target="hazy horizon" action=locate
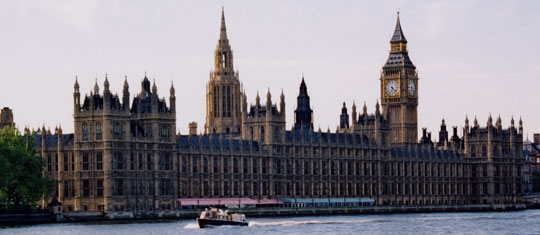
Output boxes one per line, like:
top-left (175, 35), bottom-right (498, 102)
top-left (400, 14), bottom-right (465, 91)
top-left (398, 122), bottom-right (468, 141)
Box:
top-left (1, 0), bottom-right (539, 141)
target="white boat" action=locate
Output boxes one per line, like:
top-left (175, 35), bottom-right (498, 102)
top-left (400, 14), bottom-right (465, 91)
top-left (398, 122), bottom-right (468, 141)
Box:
top-left (197, 208), bottom-right (248, 228)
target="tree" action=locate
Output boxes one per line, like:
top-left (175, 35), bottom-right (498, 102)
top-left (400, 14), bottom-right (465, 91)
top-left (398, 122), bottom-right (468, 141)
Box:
top-left (532, 169), bottom-right (540, 193)
top-left (0, 126), bottom-right (56, 210)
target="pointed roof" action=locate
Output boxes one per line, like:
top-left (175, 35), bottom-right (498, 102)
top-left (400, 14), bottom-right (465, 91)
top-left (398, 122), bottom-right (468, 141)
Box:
top-left (390, 12), bottom-right (407, 43)
top-left (299, 76), bottom-right (307, 95)
top-left (220, 7), bottom-right (228, 40)
top-left (170, 81), bottom-right (175, 94)
top-left (74, 76), bottom-right (79, 90)
top-left (123, 76), bottom-right (129, 90)
top-left (93, 79), bottom-right (99, 94)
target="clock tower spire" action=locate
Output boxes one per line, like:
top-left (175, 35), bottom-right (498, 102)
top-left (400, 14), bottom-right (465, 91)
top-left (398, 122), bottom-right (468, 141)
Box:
top-left (380, 12), bottom-right (419, 145)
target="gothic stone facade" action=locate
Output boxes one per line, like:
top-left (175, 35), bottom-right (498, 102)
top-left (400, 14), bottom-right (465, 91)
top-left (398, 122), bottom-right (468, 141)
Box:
top-left (35, 11), bottom-right (524, 214)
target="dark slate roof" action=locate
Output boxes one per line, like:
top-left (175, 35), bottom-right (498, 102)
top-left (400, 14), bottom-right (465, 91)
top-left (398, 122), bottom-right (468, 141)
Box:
top-left (130, 94), bottom-right (169, 114)
top-left (80, 92), bottom-right (123, 111)
top-left (242, 140), bottom-right (250, 151)
top-left (390, 145), bottom-right (459, 160)
top-left (384, 53), bottom-right (415, 69)
top-left (33, 133), bottom-right (74, 147)
top-left (191, 136), bottom-right (200, 149)
top-left (357, 114), bottom-right (388, 126)
top-left (202, 136), bottom-right (210, 149)
top-left (248, 105), bottom-right (279, 117)
top-left (390, 15), bottom-right (407, 43)
top-left (81, 94), bottom-right (103, 110)
top-left (179, 136), bottom-right (190, 148)
top-left (179, 134), bottom-right (247, 152)
top-left (222, 138), bottom-right (230, 150)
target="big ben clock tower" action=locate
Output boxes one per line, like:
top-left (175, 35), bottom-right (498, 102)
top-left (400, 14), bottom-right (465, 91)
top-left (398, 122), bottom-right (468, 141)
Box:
top-left (380, 12), bottom-right (418, 145)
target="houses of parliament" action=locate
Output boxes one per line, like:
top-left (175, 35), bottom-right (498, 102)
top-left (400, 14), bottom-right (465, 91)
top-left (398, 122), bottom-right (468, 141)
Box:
top-left (33, 10), bottom-right (524, 215)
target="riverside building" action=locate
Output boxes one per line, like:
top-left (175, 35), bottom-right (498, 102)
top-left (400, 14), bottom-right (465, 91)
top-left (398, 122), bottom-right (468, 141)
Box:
top-left (34, 10), bottom-right (524, 215)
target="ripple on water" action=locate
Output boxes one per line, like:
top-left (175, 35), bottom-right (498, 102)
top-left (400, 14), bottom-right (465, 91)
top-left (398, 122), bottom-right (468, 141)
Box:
top-left (2, 210), bottom-right (540, 235)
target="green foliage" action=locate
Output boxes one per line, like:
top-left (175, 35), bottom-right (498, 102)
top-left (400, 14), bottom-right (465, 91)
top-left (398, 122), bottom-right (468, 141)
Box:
top-left (533, 169), bottom-right (540, 193)
top-left (0, 126), bottom-right (56, 210)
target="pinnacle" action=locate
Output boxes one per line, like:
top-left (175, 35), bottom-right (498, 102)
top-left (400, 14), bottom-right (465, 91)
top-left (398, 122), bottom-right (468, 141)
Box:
top-left (94, 78), bottom-right (99, 94)
top-left (170, 81), bottom-right (175, 94)
top-left (123, 76), bottom-right (129, 88)
top-left (220, 7), bottom-right (228, 40)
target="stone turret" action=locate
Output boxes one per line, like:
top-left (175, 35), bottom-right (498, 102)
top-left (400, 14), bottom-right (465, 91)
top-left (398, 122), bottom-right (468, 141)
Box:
top-left (351, 101), bottom-right (357, 128)
top-left (438, 119), bottom-right (448, 146)
top-left (339, 102), bottom-right (349, 130)
top-left (93, 79), bottom-right (99, 94)
top-left (519, 117), bottom-right (523, 135)
top-left (242, 88), bottom-right (286, 144)
top-left (74, 77), bottom-right (80, 113)
top-left (293, 77), bottom-right (313, 131)
top-left (122, 77), bottom-right (130, 110)
top-left (205, 7), bottom-right (243, 134)
top-left (280, 89), bottom-right (285, 117)
top-left (169, 82), bottom-right (176, 113)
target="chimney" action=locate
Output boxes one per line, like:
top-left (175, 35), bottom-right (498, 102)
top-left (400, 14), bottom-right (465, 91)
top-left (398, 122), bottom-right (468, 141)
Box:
top-left (189, 122), bottom-right (198, 136)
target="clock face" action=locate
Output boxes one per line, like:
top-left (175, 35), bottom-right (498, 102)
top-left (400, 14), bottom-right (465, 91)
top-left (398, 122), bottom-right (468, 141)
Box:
top-left (385, 80), bottom-right (399, 96)
top-left (408, 80), bottom-right (416, 96)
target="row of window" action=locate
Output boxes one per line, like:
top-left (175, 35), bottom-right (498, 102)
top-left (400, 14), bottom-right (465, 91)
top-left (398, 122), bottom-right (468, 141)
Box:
top-left (46, 151), bottom-right (174, 172)
top-left (212, 85), bottom-right (233, 118)
top-left (469, 144), bottom-right (521, 158)
top-left (81, 122), bottom-right (123, 141)
top-left (62, 179), bottom-right (103, 198)
top-left (113, 179), bottom-right (172, 196)
top-left (114, 152), bottom-right (173, 171)
top-left (62, 179), bottom-right (173, 198)
top-left (181, 156), bottom-right (469, 178)
top-left (181, 180), bottom-right (503, 198)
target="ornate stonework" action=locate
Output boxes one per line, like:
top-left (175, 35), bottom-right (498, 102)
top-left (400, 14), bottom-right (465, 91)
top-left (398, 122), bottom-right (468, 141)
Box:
top-left (205, 8), bottom-right (243, 135)
top-left (34, 11), bottom-right (524, 216)
top-left (380, 13), bottom-right (419, 145)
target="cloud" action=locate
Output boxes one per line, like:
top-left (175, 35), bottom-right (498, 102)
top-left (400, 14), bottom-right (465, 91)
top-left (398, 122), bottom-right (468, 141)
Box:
top-left (14, 0), bottom-right (99, 33)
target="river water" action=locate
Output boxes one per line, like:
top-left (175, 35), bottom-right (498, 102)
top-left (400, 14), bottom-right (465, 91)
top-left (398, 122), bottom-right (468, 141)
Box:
top-left (2, 210), bottom-right (539, 235)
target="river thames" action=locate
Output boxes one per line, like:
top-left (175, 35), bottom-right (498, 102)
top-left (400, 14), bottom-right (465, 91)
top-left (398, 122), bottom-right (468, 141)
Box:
top-left (2, 210), bottom-right (539, 235)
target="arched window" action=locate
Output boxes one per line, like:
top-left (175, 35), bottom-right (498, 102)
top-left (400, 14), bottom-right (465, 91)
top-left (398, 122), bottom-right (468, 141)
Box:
top-left (161, 125), bottom-right (169, 138)
top-left (82, 123), bottom-right (88, 141)
top-left (114, 122), bottom-right (123, 140)
top-left (114, 123), bottom-right (121, 135)
top-left (294, 160), bottom-right (300, 175)
top-left (203, 157), bottom-right (209, 174)
top-left (96, 122), bottom-right (102, 140)
top-left (213, 87), bottom-right (219, 118)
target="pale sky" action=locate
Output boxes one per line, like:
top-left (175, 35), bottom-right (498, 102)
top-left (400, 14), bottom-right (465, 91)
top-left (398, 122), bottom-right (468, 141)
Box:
top-left (1, 0), bottom-right (539, 141)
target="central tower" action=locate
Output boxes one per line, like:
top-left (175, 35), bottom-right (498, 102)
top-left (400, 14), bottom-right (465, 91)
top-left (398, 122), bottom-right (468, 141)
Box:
top-left (380, 13), bottom-right (418, 145)
top-left (205, 8), bottom-right (243, 134)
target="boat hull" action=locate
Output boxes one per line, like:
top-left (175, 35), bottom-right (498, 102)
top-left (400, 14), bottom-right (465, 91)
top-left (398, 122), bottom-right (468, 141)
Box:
top-left (197, 218), bottom-right (249, 228)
